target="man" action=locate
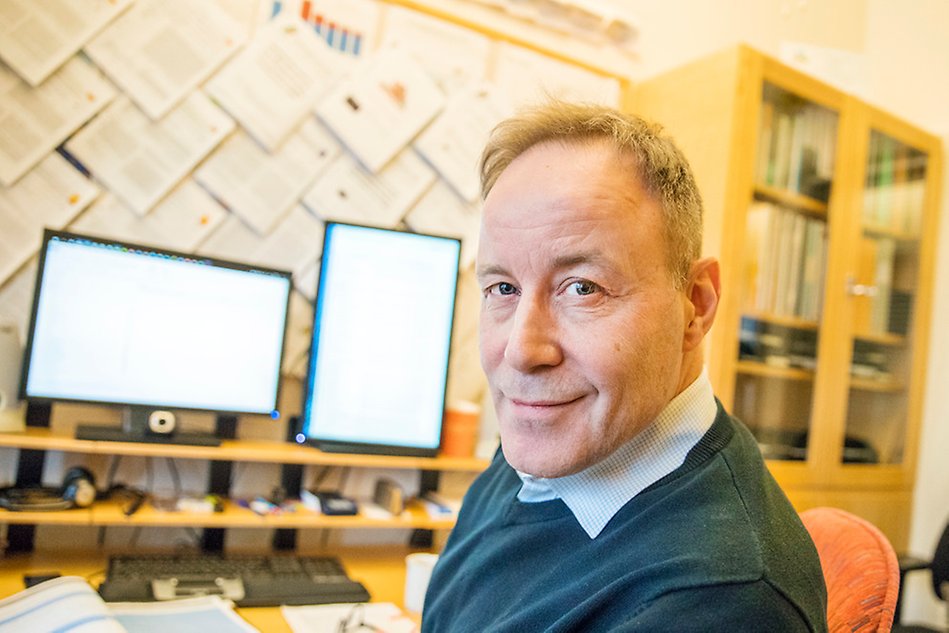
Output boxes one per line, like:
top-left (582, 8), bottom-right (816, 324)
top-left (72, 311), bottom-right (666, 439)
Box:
top-left (421, 102), bottom-right (828, 632)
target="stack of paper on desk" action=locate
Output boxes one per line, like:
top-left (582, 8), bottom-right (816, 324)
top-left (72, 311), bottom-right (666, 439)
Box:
top-left (0, 576), bottom-right (258, 633)
top-left (282, 602), bottom-right (417, 633)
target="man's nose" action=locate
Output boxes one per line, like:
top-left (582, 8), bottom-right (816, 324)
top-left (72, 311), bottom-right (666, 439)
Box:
top-left (503, 295), bottom-right (563, 371)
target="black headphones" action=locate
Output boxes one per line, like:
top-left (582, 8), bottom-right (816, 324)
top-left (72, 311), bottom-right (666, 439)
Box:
top-left (0, 466), bottom-right (97, 511)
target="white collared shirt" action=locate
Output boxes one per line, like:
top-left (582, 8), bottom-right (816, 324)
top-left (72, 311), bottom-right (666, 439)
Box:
top-left (515, 368), bottom-right (717, 539)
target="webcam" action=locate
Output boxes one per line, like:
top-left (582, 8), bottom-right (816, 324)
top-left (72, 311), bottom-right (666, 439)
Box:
top-left (147, 410), bottom-right (176, 435)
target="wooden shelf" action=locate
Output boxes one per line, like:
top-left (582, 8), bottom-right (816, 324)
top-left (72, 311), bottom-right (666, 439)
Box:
top-left (848, 377), bottom-right (905, 393)
top-left (862, 222), bottom-right (919, 242)
top-left (0, 428), bottom-right (490, 472)
top-left (736, 360), bottom-right (815, 381)
top-left (853, 330), bottom-right (907, 346)
top-left (742, 311), bottom-right (820, 330)
top-left (754, 184), bottom-right (828, 215)
top-left (0, 498), bottom-right (457, 530)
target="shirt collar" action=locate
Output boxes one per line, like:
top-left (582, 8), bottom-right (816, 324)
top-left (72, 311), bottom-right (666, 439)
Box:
top-left (515, 368), bottom-right (717, 538)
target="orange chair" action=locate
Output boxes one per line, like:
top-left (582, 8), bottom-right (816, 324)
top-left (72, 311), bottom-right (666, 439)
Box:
top-left (800, 507), bottom-right (901, 633)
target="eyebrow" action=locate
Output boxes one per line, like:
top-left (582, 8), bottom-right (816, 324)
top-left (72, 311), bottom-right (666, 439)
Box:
top-left (476, 252), bottom-right (615, 280)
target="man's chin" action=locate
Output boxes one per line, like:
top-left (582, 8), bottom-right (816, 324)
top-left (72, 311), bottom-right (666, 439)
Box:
top-left (501, 445), bottom-right (586, 479)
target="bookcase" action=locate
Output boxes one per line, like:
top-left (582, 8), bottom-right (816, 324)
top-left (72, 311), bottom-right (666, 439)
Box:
top-left (628, 45), bottom-right (942, 549)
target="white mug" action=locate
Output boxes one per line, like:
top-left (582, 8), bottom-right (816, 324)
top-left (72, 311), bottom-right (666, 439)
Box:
top-left (0, 323), bottom-right (21, 410)
top-left (404, 552), bottom-right (439, 614)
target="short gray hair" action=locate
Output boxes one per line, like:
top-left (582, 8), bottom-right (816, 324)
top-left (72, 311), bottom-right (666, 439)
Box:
top-left (480, 101), bottom-right (703, 289)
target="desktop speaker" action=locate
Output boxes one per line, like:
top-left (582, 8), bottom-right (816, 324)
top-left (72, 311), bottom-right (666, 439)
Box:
top-left (0, 466), bottom-right (97, 511)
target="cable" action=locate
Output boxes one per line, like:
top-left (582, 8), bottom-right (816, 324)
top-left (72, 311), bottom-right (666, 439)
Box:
top-left (165, 458), bottom-right (181, 497)
top-left (105, 455), bottom-right (122, 489)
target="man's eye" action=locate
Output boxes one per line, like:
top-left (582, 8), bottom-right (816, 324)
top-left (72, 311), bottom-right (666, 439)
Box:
top-left (488, 282), bottom-right (518, 296)
top-left (569, 280), bottom-right (600, 296)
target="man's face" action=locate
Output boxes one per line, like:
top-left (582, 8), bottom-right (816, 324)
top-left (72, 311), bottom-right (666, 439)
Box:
top-left (477, 140), bottom-right (692, 478)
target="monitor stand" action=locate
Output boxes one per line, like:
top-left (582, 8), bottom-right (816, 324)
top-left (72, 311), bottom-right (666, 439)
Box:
top-left (75, 406), bottom-right (221, 447)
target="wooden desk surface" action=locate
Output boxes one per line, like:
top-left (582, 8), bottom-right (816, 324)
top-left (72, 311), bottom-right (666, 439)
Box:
top-left (0, 547), bottom-right (423, 632)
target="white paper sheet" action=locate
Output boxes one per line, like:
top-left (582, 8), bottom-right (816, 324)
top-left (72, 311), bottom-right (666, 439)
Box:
top-left (316, 46), bottom-right (445, 172)
top-left (404, 180), bottom-right (481, 270)
top-left (197, 213), bottom-right (264, 263)
top-left (71, 181), bottom-right (227, 253)
top-left (84, 0), bottom-right (247, 120)
top-left (302, 148), bottom-right (435, 228)
top-left (493, 41), bottom-right (621, 107)
top-left (246, 205), bottom-right (324, 278)
top-left (204, 15), bottom-right (341, 151)
top-left (194, 118), bottom-right (340, 235)
top-left (0, 56), bottom-right (116, 186)
top-left (281, 602), bottom-right (416, 633)
top-left (380, 6), bottom-right (491, 93)
top-left (109, 595), bottom-right (258, 633)
top-left (0, 258), bottom-right (37, 343)
top-left (0, 152), bottom-right (99, 285)
top-left (287, 0), bottom-right (382, 58)
top-left (413, 84), bottom-right (512, 203)
top-left (0, 576), bottom-right (125, 632)
top-left (0, 0), bottom-right (133, 86)
top-left (64, 93), bottom-right (234, 215)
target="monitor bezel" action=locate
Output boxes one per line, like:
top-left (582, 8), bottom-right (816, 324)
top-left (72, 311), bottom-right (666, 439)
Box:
top-left (298, 221), bottom-right (462, 458)
top-left (19, 228), bottom-right (294, 419)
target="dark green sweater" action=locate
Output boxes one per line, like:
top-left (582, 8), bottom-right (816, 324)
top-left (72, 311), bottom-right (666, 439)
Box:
top-left (422, 404), bottom-right (828, 632)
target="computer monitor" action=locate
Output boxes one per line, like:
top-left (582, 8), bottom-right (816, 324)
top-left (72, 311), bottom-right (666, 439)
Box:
top-left (20, 229), bottom-right (293, 446)
top-left (298, 222), bottom-right (461, 457)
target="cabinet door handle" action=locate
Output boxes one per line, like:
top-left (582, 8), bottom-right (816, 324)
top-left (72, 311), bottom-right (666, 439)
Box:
top-left (845, 275), bottom-right (878, 297)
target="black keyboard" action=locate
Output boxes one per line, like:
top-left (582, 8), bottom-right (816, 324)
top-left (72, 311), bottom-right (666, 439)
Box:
top-left (98, 553), bottom-right (371, 606)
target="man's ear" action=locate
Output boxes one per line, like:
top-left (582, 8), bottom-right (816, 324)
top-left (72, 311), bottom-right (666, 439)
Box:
top-left (682, 257), bottom-right (721, 352)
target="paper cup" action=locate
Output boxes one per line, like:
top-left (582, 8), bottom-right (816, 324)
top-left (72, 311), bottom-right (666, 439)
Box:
top-left (404, 552), bottom-right (439, 614)
top-left (441, 401), bottom-right (481, 457)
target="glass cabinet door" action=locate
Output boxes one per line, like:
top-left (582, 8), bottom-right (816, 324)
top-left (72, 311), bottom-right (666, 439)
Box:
top-left (842, 131), bottom-right (928, 465)
top-left (732, 82), bottom-right (839, 463)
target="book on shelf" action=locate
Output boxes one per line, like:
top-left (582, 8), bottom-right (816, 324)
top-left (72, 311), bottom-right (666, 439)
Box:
top-left (853, 235), bottom-right (897, 336)
top-left (797, 219), bottom-right (826, 321)
top-left (771, 110), bottom-right (795, 190)
top-left (743, 201), bottom-right (827, 321)
top-left (781, 212), bottom-right (808, 316)
top-left (875, 134), bottom-right (897, 228)
top-left (871, 237), bottom-right (896, 334)
top-left (755, 99), bottom-right (775, 185)
top-left (755, 94), bottom-right (836, 201)
top-left (743, 201), bottom-right (772, 312)
top-left (863, 134), bottom-right (928, 236)
top-left (888, 289), bottom-right (913, 336)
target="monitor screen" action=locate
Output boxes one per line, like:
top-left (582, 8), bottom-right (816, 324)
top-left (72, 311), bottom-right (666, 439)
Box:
top-left (300, 222), bottom-right (461, 456)
top-left (21, 230), bottom-right (292, 434)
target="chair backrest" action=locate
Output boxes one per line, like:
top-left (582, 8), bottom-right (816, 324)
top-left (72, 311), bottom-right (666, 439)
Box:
top-left (800, 507), bottom-right (901, 633)
top-left (931, 521), bottom-right (949, 601)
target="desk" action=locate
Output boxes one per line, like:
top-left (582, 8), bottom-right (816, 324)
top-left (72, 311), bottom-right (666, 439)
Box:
top-left (0, 547), bottom-right (423, 632)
